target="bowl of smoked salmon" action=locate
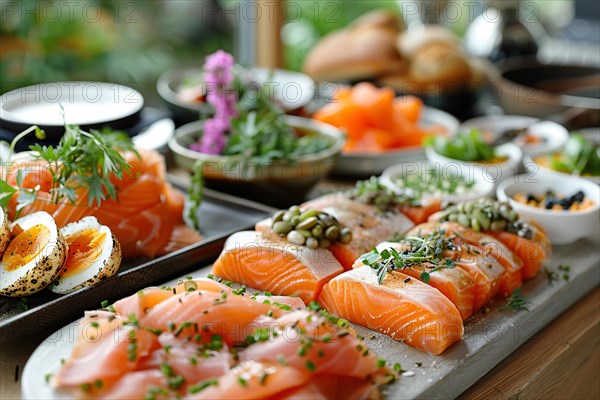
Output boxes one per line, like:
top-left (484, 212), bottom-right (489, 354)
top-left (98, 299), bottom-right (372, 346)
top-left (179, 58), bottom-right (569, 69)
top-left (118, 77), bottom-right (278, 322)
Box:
top-left (169, 116), bottom-right (345, 207)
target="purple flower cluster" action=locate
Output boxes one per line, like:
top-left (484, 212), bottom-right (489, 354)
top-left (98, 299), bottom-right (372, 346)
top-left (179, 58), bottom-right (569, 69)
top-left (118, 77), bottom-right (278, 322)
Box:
top-left (190, 50), bottom-right (238, 154)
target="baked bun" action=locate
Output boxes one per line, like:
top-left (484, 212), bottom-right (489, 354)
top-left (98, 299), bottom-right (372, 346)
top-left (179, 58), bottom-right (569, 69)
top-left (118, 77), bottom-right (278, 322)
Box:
top-left (303, 26), bottom-right (404, 82)
top-left (350, 9), bottom-right (403, 31)
top-left (397, 25), bottom-right (460, 57)
top-left (409, 44), bottom-right (471, 85)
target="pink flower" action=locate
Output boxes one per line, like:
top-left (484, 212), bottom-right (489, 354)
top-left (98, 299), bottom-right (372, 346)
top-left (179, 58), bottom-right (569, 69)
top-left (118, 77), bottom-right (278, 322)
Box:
top-left (190, 50), bottom-right (238, 155)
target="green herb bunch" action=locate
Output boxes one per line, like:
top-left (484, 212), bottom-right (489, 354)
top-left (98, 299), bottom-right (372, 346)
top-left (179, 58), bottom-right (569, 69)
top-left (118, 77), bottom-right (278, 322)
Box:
top-left (1, 123), bottom-right (137, 212)
top-left (359, 230), bottom-right (457, 284)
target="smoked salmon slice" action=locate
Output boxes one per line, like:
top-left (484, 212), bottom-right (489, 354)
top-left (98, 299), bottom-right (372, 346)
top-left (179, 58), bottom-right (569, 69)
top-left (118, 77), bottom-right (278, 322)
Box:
top-left (488, 229), bottom-right (550, 279)
top-left (353, 241), bottom-right (476, 320)
top-left (54, 277), bottom-right (394, 399)
top-left (212, 231), bottom-right (344, 303)
top-left (318, 266), bottom-right (464, 355)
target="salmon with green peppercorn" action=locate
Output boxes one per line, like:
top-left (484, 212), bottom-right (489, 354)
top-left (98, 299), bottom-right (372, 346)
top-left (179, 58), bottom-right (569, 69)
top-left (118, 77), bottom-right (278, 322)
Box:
top-left (293, 193), bottom-right (413, 269)
top-left (429, 198), bottom-right (551, 280)
top-left (318, 266), bottom-right (464, 355)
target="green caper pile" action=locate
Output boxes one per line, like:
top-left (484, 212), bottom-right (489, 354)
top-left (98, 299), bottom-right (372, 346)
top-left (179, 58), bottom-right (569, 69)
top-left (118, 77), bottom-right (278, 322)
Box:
top-left (271, 205), bottom-right (352, 249)
top-left (437, 198), bottom-right (533, 239)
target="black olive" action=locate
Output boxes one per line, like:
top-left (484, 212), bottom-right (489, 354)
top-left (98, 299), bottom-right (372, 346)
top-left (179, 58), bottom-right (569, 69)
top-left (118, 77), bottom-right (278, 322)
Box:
top-left (544, 196), bottom-right (555, 209)
top-left (558, 198), bottom-right (572, 210)
top-left (526, 193), bottom-right (539, 203)
top-left (571, 190), bottom-right (585, 203)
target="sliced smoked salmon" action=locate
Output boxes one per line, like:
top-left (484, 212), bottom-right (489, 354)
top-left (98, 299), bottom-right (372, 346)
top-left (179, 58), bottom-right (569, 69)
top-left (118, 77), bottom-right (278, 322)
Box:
top-left (4, 149), bottom-right (199, 258)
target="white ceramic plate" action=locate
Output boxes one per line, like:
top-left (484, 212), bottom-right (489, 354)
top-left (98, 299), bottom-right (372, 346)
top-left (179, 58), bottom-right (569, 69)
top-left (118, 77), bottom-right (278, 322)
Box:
top-left (0, 82), bottom-right (143, 127)
top-left (21, 323), bottom-right (76, 399)
top-left (334, 106), bottom-right (460, 177)
top-left (132, 118), bottom-right (175, 153)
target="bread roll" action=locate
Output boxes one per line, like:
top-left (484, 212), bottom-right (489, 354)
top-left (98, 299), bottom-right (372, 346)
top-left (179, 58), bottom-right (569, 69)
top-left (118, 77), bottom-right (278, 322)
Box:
top-left (303, 27), bottom-right (404, 82)
top-left (350, 9), bottom-right (403, 31)
top-left (409, 44), bottom-right (471, 85)
top-left (397, 25), bottom-right (460, 58)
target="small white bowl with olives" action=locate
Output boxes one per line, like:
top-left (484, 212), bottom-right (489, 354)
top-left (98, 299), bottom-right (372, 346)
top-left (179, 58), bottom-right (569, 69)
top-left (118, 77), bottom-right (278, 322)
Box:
top-left (497, 174), bottom-right (600, 245)
top-left (380, 161), bottom-right (495, 205)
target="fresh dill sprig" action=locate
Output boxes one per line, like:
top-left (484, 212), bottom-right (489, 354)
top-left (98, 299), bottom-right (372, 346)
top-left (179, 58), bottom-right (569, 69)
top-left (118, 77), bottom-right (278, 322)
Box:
top-left (187, 160), bottom-right (204, 232)
top-left (359, 230), bottom-right (457, 284)
top-left (500, 288), bottom-right (529, 312)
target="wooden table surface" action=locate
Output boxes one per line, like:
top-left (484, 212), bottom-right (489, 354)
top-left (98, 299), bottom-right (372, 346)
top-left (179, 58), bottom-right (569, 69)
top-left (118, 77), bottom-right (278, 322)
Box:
top-left (1, 286), bottom-right (598, 399)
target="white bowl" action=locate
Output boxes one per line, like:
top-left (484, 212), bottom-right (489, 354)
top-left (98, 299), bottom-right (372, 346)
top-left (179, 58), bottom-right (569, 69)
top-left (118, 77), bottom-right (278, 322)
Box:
top-left (524, 154), bottom-right (600, 186)
top-left (496, 174), bottom-right (600, 245)
top-left (380, 161), bottom-right (495, 205)
top-left (425, 142), bottom-right (522, 187)
top-left (461, 115), bottom-right (569, 157)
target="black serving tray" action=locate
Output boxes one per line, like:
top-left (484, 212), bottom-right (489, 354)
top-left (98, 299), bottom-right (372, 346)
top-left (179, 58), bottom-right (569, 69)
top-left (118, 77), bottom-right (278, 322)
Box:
top-left (0, 185), bottom-right (275, 344)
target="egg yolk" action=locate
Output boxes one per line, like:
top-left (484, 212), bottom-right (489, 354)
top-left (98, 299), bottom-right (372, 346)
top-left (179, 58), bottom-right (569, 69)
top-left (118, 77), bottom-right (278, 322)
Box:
top-left (2, 224), bottom-right (51, 272)
top-left (62, 228), bottom-right (107, 278)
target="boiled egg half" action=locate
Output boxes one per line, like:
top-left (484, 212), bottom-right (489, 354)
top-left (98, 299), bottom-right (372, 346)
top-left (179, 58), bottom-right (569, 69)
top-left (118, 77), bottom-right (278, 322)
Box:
top-left (52, 216), bottom-right (121, 294)
top-left (0, 211), bottom-right (67, 297)
top-left (0, 207), bottom-right (9, 256)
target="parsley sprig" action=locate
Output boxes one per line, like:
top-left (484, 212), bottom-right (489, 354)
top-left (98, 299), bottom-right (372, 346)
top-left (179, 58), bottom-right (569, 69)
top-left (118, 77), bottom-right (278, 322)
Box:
top-left (1, 123), bottom-right (137, 209)
top-left (359, 230), bottom-right (457, 284)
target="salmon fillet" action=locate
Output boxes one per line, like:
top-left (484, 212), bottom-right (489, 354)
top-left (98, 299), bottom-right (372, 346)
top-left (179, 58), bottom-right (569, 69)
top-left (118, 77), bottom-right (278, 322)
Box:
top-left (318, 266), bottom-right (464, 355)
top-left (212, 231), bottom-right (344, 303)
top-left (354, 241), bottom-right (476, 320)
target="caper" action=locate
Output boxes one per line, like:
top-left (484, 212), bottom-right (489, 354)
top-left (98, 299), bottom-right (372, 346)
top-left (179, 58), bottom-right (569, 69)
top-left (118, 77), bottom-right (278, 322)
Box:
top-left (319, 238), bottom-right (331, 248)
top-left (297, 229), bottom-right (312, 238)
top-left (457, 203), bottom-right (465, 213)
top-left (311, 224), bottom-right (323, 238)
top-left (490, 219), bottom-right (507, 232)
top-left (319, 214), bottom-right (335, 227)
top-left (473, 209), bottom-right (491, 231)
top-left (464, 201), bottom-right (475, 214)
top-left (289, 205), bottom-right (300, 214)
top-left (273, 221), bottom-right (292, 235)
top-left (457, 213), bottom-right (470, 227)
top-left (306, 237), bottom-right (319, 250)
top-left (290, 216), bottom-right (300, 226)
top-left (296, 216), bottom-right (318, 231)
top-left (272, 210), bottom-right (285, 224)
top-left (339, 228), bottom-right (353, 244)
top-left (508, 210), bottom-right (518, 222)
top-left (299, 209), bottom-right (319, 221)
top-left (448, 213), bottom-right (458, 222)
top-left (325, 225), bottom-right (340, 241)
top-left (471, 217), bottom-right (481, 231)
top-left (282, 211), bottom-right (294, 222)
top-left (287, 230), bottom-right (305, 245)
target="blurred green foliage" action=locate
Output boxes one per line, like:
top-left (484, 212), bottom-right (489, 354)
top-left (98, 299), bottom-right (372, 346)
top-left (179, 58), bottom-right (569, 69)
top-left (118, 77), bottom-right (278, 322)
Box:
top-left (0, 0), bottom-right (233, 102)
